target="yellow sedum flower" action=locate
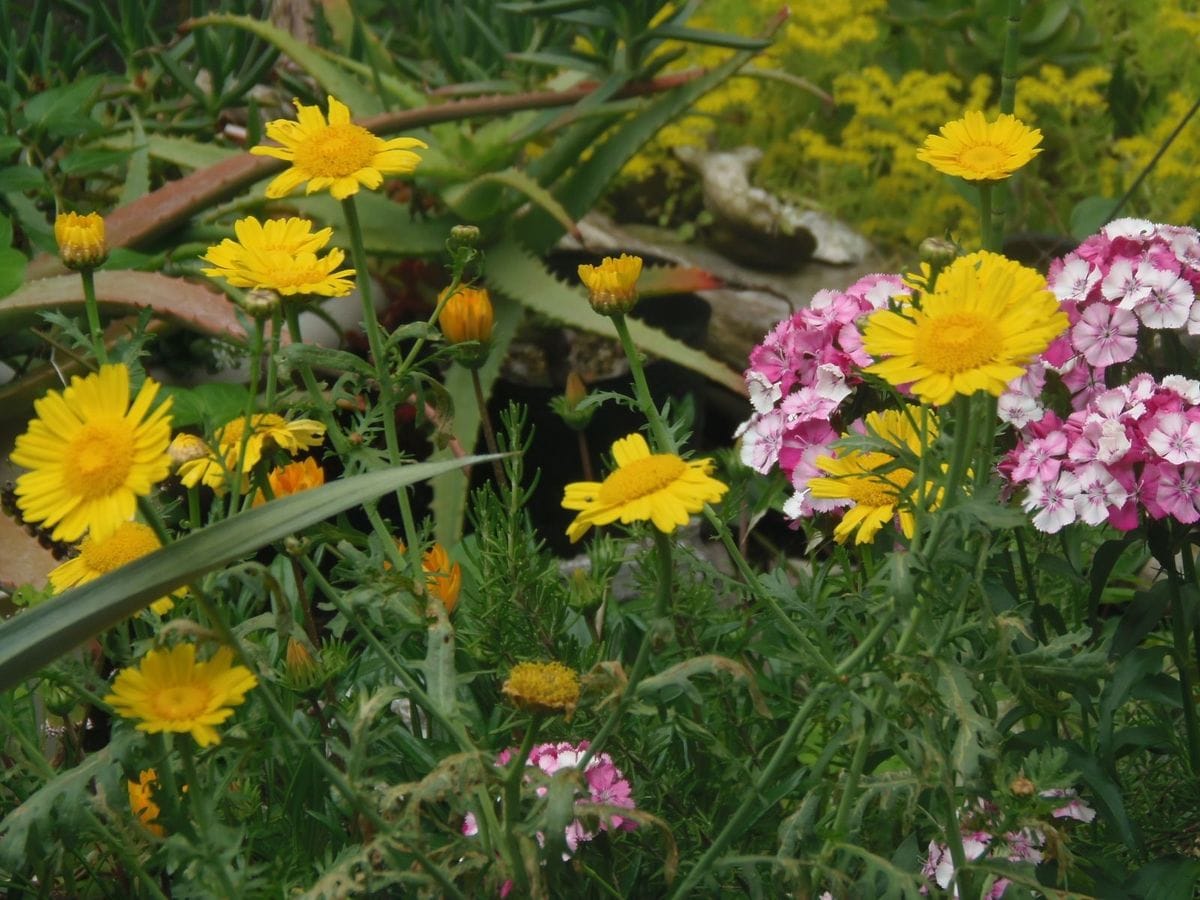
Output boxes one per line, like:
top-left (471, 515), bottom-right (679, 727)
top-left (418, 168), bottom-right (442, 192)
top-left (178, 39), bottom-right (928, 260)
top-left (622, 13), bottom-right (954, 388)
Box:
top-left (251, 95), bottom-right (427, 200)
top-left (562, 432), bottom-right (728, 542)
top-left (252, 456), bottom-right (326, 507)
top-left (863, 252), bottom-right (1066, 406)
top-left (104, 644), bottom-right (257, 747)
top-left (201, 216), bottom-right (355, 297)
top-left (578, 254), bottom-right (643, 316)
top-left (48, 521), bottom-right (175, 615)
top-left (11, 364), bottom-right (172, 543)
top-left (178, 413), bottom-right (325, 492)
top-left (502, 661), bottom-right (580, 717)
top-left (916, 111), bottom-right (1042, 181)
top-left (808, 409), bottom-right (940, 545)
top-left (127, 769), bottom-right (164, 837)
top-left (54, 210), bottom-right (107, 269)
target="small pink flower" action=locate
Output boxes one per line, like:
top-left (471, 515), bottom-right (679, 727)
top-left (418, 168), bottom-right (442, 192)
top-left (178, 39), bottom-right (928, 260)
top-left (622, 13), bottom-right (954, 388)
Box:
top-left (1146, 411), bottom-right (1200, 464)
top-left (1134, 266), bottom-right (1193, 329)
top-left (1071, 302), bottom-right (1138, 367)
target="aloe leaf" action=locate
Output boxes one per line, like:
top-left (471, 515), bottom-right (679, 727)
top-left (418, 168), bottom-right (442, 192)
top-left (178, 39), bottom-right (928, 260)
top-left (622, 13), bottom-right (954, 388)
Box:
top-left (484, 239), bottom-right (746, 396)
top-left (519, 37), bottom-right (771, 253)
top-left (0, 271), bottom-right (246, 337)
top-left (443, 167), bottom-right (577, 235)
top-left (186, 14), bottom-right (382, 114)
top-left (0, 455), bottom-right (494, 692)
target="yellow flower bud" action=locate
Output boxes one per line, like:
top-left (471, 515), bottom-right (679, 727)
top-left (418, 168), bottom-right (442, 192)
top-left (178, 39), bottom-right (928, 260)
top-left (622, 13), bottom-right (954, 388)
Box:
top-left (438, 285), bottom-right (494, 368)
top-left (168, 433), bottom-right (210, 467)
top-left (577, 253), bottom-right (642, 316)
top-left (54, 211), bottom-right (107, 270)
top-left (285, 637), bottom-right (321, 691)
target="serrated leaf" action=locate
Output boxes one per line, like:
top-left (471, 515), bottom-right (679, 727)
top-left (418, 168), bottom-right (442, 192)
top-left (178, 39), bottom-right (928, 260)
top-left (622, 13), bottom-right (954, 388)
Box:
top-left (278, 343), bottom-right (376, 378)
top-left (638, 264), bottom-right (722, 297)
top-left (21, 77), bottom-right (104, 137)
top-left (187, 14), bottom-right (381, 114)
top-left (485, 239), bottom-right (746, 396)
top-left (443, 167), bottom-right (578, 236)
top-left (635, 655), bottom-right (771, 716)
top-left (0, 454), bottom-right (495, 691)
top-left (58, 147), bottom-right (133, 176)
top-left (935, 661), bottom-right (994, 780)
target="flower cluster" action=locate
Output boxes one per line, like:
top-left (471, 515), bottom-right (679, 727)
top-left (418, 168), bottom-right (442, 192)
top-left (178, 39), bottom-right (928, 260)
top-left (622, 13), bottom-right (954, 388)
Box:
top-left (1004, 373), bottom-right (1200, 533)
top-left (923, 792), bottom-right (1095, 897)
top-left (463, 741), bottom-right (637, 857)
top-left (736, 273), bottom-right (908, 518)
top-left (177, 413), bottom-right (325, 493)
top-left (1003, 218), bottom-right (1200, 419)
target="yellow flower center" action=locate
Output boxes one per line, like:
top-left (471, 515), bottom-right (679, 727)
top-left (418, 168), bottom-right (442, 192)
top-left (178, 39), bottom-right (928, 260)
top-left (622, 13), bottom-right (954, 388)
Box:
top-left (80, 523), bottom-right (159, 573)
top-left (152, 684), bottom-right (211, 721)
top-left (599, 455), bottom-right (687, 505)
top-left (294, 123), bottom-right (377, 177)
top-left (66, 420), bottom-right (135, 500)
top-left (845, 469), bottom-right (910, 508)
top-left (914, 311), bottom-right (1000, 374)
top-left (959, 143), bottom-right (1006, 172)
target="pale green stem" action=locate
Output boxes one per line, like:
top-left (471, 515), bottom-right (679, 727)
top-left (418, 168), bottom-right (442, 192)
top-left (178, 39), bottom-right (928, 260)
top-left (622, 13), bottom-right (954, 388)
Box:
top-left (284, 304), bottom-right (352, 458)
top-left (398, 270), bottom-right (464, 375)
top-left (264, 307), bottom-right (282, 408)
top-left (611, 313), bottom-right (673, 452)
top-left (831, 717), bottom-right (871, 839)
top-left (471, 367), bottom-right (507, 488)
top-left (79, 267), bottom-right (108, 365)
top-left (502, 717), bottom-right (542, 898)
top-left (179, 740), bottom-right (239, 897)
top-left (227, 318), bottom-right (265, 518)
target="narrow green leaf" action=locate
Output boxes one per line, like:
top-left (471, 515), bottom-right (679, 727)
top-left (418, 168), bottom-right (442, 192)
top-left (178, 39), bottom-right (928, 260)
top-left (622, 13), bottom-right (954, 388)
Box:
top-left (0, 248), bottom-right (27, 299)
top-left (187, 14), bottom-right (382, 114)
top-left (443, 167), bottom-right (577, 234)
top-left (0, 455), bottom-right (494, 691)
top-left (58, 147), bottom-right (133, 176)
top-left (119, 110), bottom-right (151, 205)
top-left (638, 24), bottom-right (770, 50)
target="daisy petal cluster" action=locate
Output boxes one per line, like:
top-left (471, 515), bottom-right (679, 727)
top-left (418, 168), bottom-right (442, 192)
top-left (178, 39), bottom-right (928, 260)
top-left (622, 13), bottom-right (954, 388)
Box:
top-left (923, 792), bottom-right (1095, 898)
top-left (202, 216), bottom-right (355, 297)
top-left (178, 413), bottom-right (325, 493)
top-left (916, 111), bottom-right (1043, 182)
top-left (462, 740), bottom-right (636, 858)
top-left (1003, 372), bottom-right (1200, 533)
top-left (1002, 219), bottom-right (1200, 420)
top-left (736, 273), bottom-right (909, 519)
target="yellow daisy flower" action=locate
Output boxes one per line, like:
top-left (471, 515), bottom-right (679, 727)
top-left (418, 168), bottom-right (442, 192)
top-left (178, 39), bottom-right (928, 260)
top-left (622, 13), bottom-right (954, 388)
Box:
top-left (863, 252), bottom-right (1066, 406)
top-left (48, 521), bottom-right (175, 615)
top-left (252, 456), bottom-right (326, 507)
top-left (127, 769), bottom-right (164, 837)
top-left (250, 95), bottom-right (427, 200)
top-left (808, 408), bottom-right (940, 545)
top-left (104, 643), bottom-right (258, 747)
top-left (178, 413), bottom-right (325, 492)
top-left (11, 364), bottom-right (173, 543)
top-left (502, 661), bottom-right (580, 717)
top-left (54, 210), bottom-right (107, 270)
top-left (561, 432), bottom-right (728, 542)
top-left (916, 111), bottom-right (1043, 181)
top-left (578, 253), bottom-right (643, 315)
top-left (201, 216), bottom-right (355, 297)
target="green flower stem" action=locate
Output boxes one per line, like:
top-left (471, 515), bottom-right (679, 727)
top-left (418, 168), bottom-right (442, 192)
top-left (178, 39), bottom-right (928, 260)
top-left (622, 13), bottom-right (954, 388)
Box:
top-left (79, 267), bottom-right (108, 365)
top-left (397, 271), bottom-right (463, 376)
top-left (830, 716), bottom-right (871, 839)
top-left (297, 555), bottom-right (475, 753)
top-left (228, 318), bottom-right (265, 518)
top-left (502, 716), bottom-right (543, 898)
top-left (978, 182), bottom-right (996, 253)
top-left (283, 304), bottom-right (352, 458)
top-left (577, 529), bottom-right (675, 772)
top-left (923, 394), bottom-right (978, 559)
top-left (264, 307), bottom-right (282, 409)
top-left (179, 739), bottom-right (240, 898)
top-left (988, 0), bottom-right (1025, 245)
top-left (340, 196), bottom-right (423, 585)
top-left (1164, 545), bottom-right (1200, 772)
top-left (471, 367), bottom-right (507, 488)
top-left (941, 781), bottom-right (973, 898)
top-left (1179, 535), bottom-right (1200, 677)
top-left (153, 732), bottom-right (191, 837)
top-left (611, 312), bottom-right (673, 452)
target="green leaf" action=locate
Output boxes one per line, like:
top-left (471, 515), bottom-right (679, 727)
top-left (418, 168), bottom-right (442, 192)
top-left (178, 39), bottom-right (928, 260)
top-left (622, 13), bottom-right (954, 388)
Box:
top-left (935, 660), bottom-right (994, 780)
top-left (0, 247), bottom-right (27, 299)
top-left (1098, 646), bottom-right (1168, 765)
top-left (21, 76), bottom-right (104, 138)
top-left (157, 382), bottom-right (250, 430)
top-left (0, 455), bottom-right (493, 691)
top-left (1124, 858), bottom-right (1200, 900)
top-left (1112, 582), bottom-right (1172, 657)
top-left (0, 165), bottom-right (47, 192)
top-left (58, 147), bottom-right (133, 176)
top-left (278, 343), bottom-right (376, 378)
top-left (0, 136), bottom-right (21, 157)
top-left (484, 239), bottom-right (746, 396)
top-left (187, 14), bottom-right (382, 114)
top-left (119, 110), bottom-right (151, 205)
top-left (638, 24), bottom-right (771, 50)
top-left (1070, 196), bottom-right (1118, 239)
top-left (443, 167), bottom-right (577, 233)
top-left (635, 655), bottom-right (771, 716)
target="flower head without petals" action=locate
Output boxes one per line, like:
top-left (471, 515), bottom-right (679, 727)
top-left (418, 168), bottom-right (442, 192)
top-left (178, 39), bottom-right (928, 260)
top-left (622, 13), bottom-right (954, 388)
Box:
top-left (11, 364), bottom-right (172, 542)
top-left (502, 661), bottom-right (580, 717)
top-left (104, 644), bottom-right (257, 747)
top-left (562, 433), bottom-right (727, 542)
top-left (55, 211), bottom-right (107, 269)
top-left (863, 252), bottom-right (1067, 405)
top-left (578, 254), bottom-right (643, 316)
top-left (48, 521), bottom-right (175, 615)
top-left (251, 96), bottom-right (427, 200)
top-left (917, 111), bottom-right (1042, 181)
top-left (202, 216), bottom-right (354, 297)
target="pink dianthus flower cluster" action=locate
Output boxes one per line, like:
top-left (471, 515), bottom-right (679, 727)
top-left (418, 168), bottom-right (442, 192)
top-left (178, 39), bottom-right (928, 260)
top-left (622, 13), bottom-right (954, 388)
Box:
top-left (462, 741), bottom-right (636, 857)
top-left (737, 274), bottom-right (910, 519)
top-left (923, 792), bottom-right (1095, 898)
top-left (1001, 218), bottom-right (1200, 424)
top-left (1003, 373), bottom-right (1200, 533)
